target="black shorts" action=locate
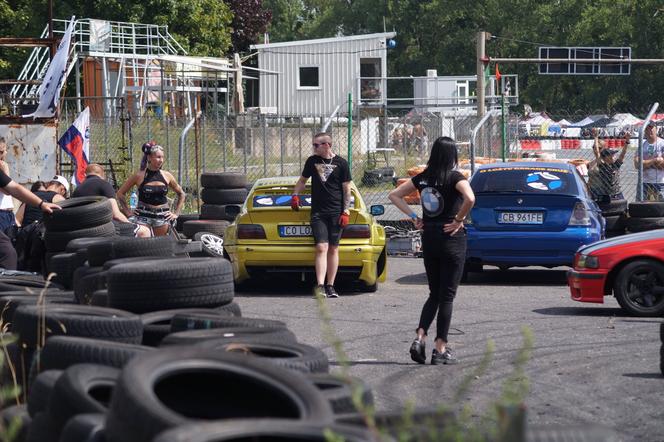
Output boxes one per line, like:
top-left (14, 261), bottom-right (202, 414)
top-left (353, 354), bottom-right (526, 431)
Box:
top-left (311, 213), bottom-right (342, 246)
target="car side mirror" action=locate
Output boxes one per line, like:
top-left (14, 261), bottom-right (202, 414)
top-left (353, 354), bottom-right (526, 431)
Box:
top-left (370, 205), bottom-right (385, 216)
top-left (224, 204), bottom-right (241, 218)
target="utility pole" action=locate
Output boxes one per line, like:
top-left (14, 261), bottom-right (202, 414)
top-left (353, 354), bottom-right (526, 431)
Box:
top-left (476, 31), bottom-right (490, 117)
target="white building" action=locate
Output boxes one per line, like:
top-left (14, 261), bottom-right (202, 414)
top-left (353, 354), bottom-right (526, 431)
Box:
top-left (250, 32), bottom-right (396, 116)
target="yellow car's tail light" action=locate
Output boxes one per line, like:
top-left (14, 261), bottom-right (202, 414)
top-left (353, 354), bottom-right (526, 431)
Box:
top-left (342, 225), bottom-right (371, 239)
top-left (238, 224), bottom-right (267, 239)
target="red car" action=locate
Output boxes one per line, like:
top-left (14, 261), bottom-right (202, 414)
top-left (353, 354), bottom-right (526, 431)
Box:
top-left (568, 230), bottom-right (664, 317)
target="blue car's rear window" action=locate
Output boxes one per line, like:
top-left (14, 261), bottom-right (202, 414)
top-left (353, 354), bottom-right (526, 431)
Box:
top-left (471, 167), bottom-right (578, 195)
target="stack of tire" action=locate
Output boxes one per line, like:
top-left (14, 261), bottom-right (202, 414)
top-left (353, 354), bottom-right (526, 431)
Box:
top-left (43, 197), bottom-right (116, 276)
top-left (182, 172), bottom-right (249, 239)
top-left (597, 198), bottom-right (628, 237)
top-left (626, 201), bottom-right (664, 233)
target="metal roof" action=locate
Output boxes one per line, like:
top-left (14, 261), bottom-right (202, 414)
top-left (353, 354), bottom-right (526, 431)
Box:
top-left (251, 32), bottom-right (396, 50)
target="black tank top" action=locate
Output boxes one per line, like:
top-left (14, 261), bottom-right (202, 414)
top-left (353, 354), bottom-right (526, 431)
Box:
top-left (138, 168), bottom-right (168, 206)
top-left (23, 190), bottom-right (57, 226)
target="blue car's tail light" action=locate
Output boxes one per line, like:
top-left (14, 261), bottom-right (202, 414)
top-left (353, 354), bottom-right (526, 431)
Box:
top-left (569, 201), bottom-right (591, 226)
top-left (238, 224), bottom-right (267, 239)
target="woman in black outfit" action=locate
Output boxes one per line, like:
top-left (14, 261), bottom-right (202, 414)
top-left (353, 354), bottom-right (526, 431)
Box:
top-left (117, 141), bottom-right (186, 236)
top-left (388, 137), bottom-right (475, 365)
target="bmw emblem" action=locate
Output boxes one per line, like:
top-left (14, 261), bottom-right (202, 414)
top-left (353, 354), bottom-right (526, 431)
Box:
top-left (517, 198), bottom-right (523, 205)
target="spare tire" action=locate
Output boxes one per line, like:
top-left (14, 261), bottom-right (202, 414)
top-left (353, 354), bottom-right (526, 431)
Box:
top-left (65, 237), bottom-right (118, 253)
top-left (159, 327), bottom-right (297, 347)
top-left (628, 201), bottom-right (664, 218)
top-left (12, 304), bottom-right (143, 347)
top-left (200, 188), bottom-right (248, 205)
top-left (140, 308), bottom-right (235, 347)
top-left (598, 198), bottom-right (627, 216)
top-left (28, 369), bottom-right (63, 417)
top-left (87, 236), bottom-right (176, 266)
top-left (107, 258), bottom-right (234, 313)
top-left (43, 197), bottom-right (113, 232)
top-left (199, 204), bottom-right (240, 221)
top-left (104, 348), bottom-right (333, 442)
top-left (169, 315), bottom-right (285, 334)
top-left (175, 214), bottom-right (199, 232)
top-left (626, 216), bottom-right (664, 233)
top-left (183, 220), bottom-right (230, 239)
top-left (200, 172), bottom-right (247, 189)
top-left (44, 222), bottom-right (116, 252)
top-left (59, 413), bottom-right (106, 442)
top-left (153, 420), bottom-right (377, 442)
top-left (306, 373), bottom-right (374, 414)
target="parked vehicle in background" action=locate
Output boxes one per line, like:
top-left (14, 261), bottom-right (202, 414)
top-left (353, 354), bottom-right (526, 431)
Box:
top-left (223, 177), bottom-right (387, 291)
top-left (568, 230), bottom-right (664, 316)
top-left (464, 162), bottom-right (605, 277)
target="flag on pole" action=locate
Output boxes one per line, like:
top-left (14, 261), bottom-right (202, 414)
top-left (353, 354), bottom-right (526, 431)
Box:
top-left (23, 16), bottom-right (75, 118)
top-left (58, 107), bottom-right (90, 185)
top-left (495, 64), bottom-right (502, 82)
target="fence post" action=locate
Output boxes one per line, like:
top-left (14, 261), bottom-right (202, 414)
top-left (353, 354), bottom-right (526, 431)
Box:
top-left (347, 93), bottom-right (353, 173)
top-left (280, 124), bottom-right (284, 176)
top-left (262, 115), bottom-right (267, 176)
top-left (501, 94), bottom-right (507, 161)
top-left (178, 112), bottom-right (200, 184)
top-left (222, 115), bottom-right (227, 171)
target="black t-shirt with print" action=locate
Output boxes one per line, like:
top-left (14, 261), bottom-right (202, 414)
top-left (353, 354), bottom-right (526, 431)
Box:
top-left (301, 154), bottom-right (351, 215)
top-left (411, 170), bottom-right (466, 222)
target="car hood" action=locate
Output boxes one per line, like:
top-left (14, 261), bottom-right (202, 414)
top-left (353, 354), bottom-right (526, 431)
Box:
top-left (578, 229), bottom-right (664, 255)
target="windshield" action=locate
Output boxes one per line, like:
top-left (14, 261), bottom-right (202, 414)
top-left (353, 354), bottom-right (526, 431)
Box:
top-left (471, 166), bottom-right (578, 195)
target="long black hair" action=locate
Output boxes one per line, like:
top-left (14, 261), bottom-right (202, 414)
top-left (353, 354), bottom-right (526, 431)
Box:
top-left (423, 136), bottom-right (458, 186)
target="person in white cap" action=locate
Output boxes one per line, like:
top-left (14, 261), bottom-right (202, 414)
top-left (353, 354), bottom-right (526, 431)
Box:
top-left (16, 175), bottom-right (68, 226)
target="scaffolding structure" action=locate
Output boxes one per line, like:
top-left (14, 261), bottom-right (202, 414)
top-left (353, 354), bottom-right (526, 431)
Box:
top-left (8, 18), bottom-right (263, 120)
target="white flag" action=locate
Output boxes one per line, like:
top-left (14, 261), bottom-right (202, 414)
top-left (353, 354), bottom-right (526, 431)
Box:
top-left (24, 16), bottom-right (76, 118)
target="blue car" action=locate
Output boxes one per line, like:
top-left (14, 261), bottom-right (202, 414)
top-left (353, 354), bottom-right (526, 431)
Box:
top-left (465, 162), bottom-right (605, 275)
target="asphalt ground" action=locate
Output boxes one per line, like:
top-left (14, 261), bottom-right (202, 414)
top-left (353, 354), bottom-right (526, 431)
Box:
top-left (236, 257), bottom-right (663, 441)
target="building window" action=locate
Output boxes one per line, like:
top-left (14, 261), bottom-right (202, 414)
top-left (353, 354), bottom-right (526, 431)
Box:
top-left (298, 66), bottom-right (320, 89)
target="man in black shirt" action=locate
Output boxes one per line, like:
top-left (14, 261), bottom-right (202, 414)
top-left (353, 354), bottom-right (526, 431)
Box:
top-left (292, 132), bottom-right (352, 298)
top-left (0, 169), bottom-right (60, 269)
top-left (73, 164), bottom-right (149, 237)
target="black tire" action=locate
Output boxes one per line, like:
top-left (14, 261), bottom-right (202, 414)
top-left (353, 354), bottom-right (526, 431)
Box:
top-left (628, 201), bottom-right (664, 218)
top-left (25, 412), bottom-right (58, 442)
top-left (613, 259), bottom-right (664, 316)
top-left (307, 373), bottom-right (374, 414)
top-left (217, 300), bottom-right (241, 317)
top-left (43, 197), bottom-right (113, 232)
top-left (153, 420), bottom-right (374, 442)
top-left (87, 236), bottom-right (176, 266)
top-left (160, 327), bottom-right (297, 347)
top-left (598, 198), bottom-right (627, 216)
top-left (47, 253), bottom-right (77, 289)
top-left (140, 308), bottom-right (235, 347)
top-left (604, 214), bottom-right (627, 232)
top-left (90, 289), bottom-right (108, 307)
top-left (626, 216), bottom-right (664, 233)
top-left (104, 348), bottom-right (333, 442)
top-left (200, 172), bottom-right (247, 189)
top-left (0, 339), bottom-right (33, 392)
top-left (44, 222), bottom-right (116, 252)
top-left (199, 233), bottom-right (225, 258)
top-left (200, 188), bottom-right (248, 205)
top-left (12, 304), bottom-right (143, 348)
top-left (48, 364), bottom-right (119, 432)
top-left (170, 314), bottom-right (284, 334)
top-left (195, 340), bottom-right (329, 373)
top-left (27, 369), bottom-right (63, 417)
top-left (72, 266), bottom-right (105, 305)
top-left (183, 220), bottom-right (230, 238)
top-left (29, 336), bottom-right (152, 381)
top-left (65, 237), bottom-right (118, 253)
top-left (59, 413), bottom-right (106, 442)
top-left (660, 323), bottom-right (664, 343)
top-left (114, 221), bottom-right (137, 237)
top-left (107, 258), bottom-right (234, 313)
top-left (102, 256), bottom-right (172, 271)
top-left (175, 214), bottom-right (199, 232)
top-left (0, 404), bottom-right (31, 442)
top-left (335, 408), bottom-right (453, 438)
top-left (199, 204), bottom-right (240, 221)
top-left (0, 274), bottom-right (54, 289)
top-left (0, 293), bottom-right (76, 330)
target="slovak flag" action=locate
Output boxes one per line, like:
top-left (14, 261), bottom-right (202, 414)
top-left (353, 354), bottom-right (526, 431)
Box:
top-left (58, 107), bottom-right (90, 185)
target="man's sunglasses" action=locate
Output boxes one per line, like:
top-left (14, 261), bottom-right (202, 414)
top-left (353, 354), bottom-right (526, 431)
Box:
top-left (312, 142), bottom-right (330, 148)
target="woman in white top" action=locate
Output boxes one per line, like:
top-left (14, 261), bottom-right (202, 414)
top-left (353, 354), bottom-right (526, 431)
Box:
top-left (0, 138), bottom-right (15, 232)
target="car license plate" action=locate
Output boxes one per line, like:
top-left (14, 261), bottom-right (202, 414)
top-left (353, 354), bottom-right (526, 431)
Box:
top-left (279, 225), bottom-right (312, 237)
top-left (497, 212), bottom-right (544, 224)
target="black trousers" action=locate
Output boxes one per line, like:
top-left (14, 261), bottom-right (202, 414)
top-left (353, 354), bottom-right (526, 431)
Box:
top-left (418, 224), bottom-right (466, 342)
top-left (0, 230), bottom-right (17, 270)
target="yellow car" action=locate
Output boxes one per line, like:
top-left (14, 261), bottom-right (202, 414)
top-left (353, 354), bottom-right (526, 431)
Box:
top-left (223, 176), bottom-right (387, 291)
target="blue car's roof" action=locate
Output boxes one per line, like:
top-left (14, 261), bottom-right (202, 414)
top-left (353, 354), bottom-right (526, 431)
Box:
top-left (475, 161), bottom-right (575, 171)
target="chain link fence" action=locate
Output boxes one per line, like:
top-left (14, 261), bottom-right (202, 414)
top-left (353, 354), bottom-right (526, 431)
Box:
top-left (58, 97), bottom-right (661, 223)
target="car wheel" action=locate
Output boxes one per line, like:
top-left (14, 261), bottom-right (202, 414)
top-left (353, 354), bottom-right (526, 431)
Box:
top-left (200, 233), bottom-right (224, 258)
top-left (613, 259), bottom-right (664, 317)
